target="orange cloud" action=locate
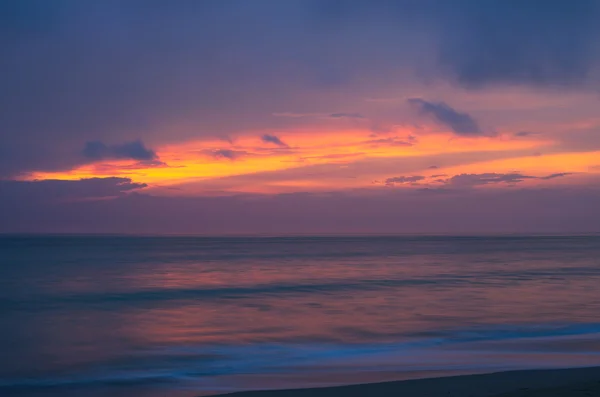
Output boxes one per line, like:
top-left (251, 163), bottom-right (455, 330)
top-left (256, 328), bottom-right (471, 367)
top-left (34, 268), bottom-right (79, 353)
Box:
top-left (26, 126), bottom-right (569, 194)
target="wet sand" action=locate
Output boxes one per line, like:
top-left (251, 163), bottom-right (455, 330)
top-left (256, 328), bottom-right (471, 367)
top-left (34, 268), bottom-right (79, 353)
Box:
top-left (218, 366), bottom-right (600, 397)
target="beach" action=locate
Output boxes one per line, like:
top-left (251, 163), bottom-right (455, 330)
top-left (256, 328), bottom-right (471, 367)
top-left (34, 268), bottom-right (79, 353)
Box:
top-left (220, 367), bottom-right (600, 397)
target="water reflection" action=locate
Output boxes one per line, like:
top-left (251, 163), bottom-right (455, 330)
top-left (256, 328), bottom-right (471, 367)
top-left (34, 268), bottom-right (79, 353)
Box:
top-left (1, 236), bottom-right (600, 395)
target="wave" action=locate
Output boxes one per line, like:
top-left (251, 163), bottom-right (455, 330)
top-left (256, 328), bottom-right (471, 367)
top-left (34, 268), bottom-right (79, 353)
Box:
top-left (3, 322), bottom-right (600, 392)
top-left (0, 276), bottom-right (474, 311)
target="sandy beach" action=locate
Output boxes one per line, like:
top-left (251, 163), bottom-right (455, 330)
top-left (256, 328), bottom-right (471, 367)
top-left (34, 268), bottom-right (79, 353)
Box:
top-left (219, 367), bottom-right (600, 397)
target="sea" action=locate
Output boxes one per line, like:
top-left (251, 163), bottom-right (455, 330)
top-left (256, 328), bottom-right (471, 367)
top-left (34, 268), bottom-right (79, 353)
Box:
top-left (1, 235), bottom-right (600, 396)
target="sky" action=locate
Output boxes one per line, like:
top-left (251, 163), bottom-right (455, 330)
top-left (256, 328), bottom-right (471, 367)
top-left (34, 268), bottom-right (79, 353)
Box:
top-left (2, 0), bottom-right (600, 234)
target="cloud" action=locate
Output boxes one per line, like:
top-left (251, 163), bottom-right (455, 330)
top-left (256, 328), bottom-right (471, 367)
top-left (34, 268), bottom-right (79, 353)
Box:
top-left (428, 165), bottom-right (439, 169)
top-left (514, 131), bottom-right (540, 137)
top-left (1, 0), bottom-right (599, 178)
top-left (327, 112), bottom-right (365, 119)
top-left (208, 149), bottom-right (247, 160)
top-left (90, 160), bottom-right (168, 173)
top-left (436, 0), bottom-right (600, 88)
top-left (540, 172), bottom-right (574, 180)
top-left (312, 1), bottom-right (600, 88)
top-left (170, 146), bottom-right (555, 195)
top-left (447, 173), bottom-right (534, 187)
top-left (83, 140), bottom-right (158, 162)
top-left (300, 153), bottom-right (365, 161)
top-left (0, 177), bottom-right (146, 203)
top-left (365, 137), bottom-right (415, 147)
top-left (382, 171), bottom-right (563, 188)
top-left (385, 175), bottom-right (425, 186)
top-left (272, 112), bottom-right (322, 118)
top-left (407, 98), bottom-right (486, 136)
top-left (369, 124), bottom-right (395, 134)
top-left (445, 172), bottom-right (573, 187)
top-left (219, 135), bottom-right (235, 145)
top-left (273, 112), bottom-right (365, 120)
top-left (261, 134), bottom-right (289, 147)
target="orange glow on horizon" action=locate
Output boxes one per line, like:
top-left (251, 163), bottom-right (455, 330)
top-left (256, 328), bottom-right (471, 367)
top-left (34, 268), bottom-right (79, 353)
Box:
top-left (25, 126), bottom-right (596, 194)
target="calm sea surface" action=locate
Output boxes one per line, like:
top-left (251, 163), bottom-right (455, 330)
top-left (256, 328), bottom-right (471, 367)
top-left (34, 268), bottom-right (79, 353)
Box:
top-left (1, 235), bottom-right (600, 396)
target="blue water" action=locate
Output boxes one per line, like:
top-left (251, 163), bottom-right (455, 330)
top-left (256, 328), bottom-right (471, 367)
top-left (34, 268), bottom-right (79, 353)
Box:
top-left (1, 235), bottom-right (600, 396)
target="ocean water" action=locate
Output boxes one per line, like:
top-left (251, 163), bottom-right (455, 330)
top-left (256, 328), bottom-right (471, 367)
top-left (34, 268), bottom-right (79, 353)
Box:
top-left (1, 235), bottom-right (600, 396)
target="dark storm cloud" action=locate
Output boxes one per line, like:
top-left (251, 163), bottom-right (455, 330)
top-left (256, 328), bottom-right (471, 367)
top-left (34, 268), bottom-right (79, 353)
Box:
top-left (407, 98), bottom-right (485, 136)
top-left (82, 140), bottom-right (158, 162)
top-left (261, 134), bottom-right (289, 147)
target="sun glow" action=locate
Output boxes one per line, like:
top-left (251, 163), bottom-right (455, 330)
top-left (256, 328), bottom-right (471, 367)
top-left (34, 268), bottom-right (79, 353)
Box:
top-left (27, 126), bottom-right (591, 193)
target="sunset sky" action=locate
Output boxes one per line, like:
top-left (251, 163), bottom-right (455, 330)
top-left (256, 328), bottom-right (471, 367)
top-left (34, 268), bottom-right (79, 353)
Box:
top-left (2, 0), bottom-right (600, 234)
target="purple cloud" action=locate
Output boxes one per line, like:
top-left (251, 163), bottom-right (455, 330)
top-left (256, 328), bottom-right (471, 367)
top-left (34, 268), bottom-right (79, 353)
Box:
top-left (540, 172), bottom-right (574, 180)
top-left (0, 177), bottom-right (146, 203)
top-left (514, 131), bottom-right (539, 137)
top-left (445, 172), bottom-right (572, 187)
top-left (261, 134), bottom-right (289, 147)
top-left (209, 149), bottom-right (247, 160)
top-left (407, 98), bottom-right (486, 136)
top-left (83, 140), bottom-right (158, 162)
top-left (385, 175), bottom-right (425, 185)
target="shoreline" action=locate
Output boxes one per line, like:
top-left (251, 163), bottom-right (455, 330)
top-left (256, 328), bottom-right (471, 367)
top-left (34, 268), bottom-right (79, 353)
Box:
top-left (216, 366), bottom-right (600, 397)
